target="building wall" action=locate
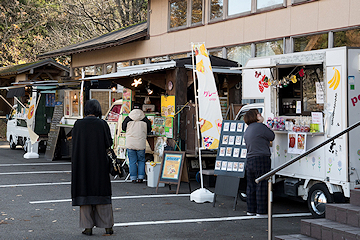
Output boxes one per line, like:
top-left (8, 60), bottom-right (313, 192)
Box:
top-left (71, 0), bottom-right (360, 68)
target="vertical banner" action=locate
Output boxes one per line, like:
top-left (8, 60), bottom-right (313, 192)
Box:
top-left (193, 43), bottom-right (223, 149)
top-left (26, 95), bottom-right (39, 144)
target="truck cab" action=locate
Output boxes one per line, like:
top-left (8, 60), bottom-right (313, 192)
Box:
top-left (235, 103), bottom-right (265, 121)
top-left (6, 105), bottom-right (30, 151)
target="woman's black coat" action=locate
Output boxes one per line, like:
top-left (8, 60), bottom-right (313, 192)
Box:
top-left (71, 116), bottom-right (113, 206)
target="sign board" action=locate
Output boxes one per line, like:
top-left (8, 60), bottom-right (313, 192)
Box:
top-left (156, 151), bottom-right (185, 194)
top-left (45, 104), bottom-right (64, 161)
top-left (214, 120), bottom-right (247, 178)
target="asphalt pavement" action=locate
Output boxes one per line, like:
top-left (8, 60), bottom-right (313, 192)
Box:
top-left (0, 140), bottom-right (312, 239)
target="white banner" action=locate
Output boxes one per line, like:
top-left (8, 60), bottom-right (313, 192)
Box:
top-left (26, 96), bottom-right (39, 144)
top-left (193, 43), bottom-right (223, 149)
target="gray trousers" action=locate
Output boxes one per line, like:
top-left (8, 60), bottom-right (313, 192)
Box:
top-left (79, 204), bottom-right (114, 228)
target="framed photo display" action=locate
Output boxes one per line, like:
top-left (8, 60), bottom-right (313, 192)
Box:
top-left (214, 120), bottom-right (247, 178)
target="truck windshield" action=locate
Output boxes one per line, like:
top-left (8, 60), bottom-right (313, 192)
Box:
top-left (236, 108), bottom-right (263, 121)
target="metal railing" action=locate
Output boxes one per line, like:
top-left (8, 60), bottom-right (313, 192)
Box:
top-left (255, 120), bottom-right (360, 240)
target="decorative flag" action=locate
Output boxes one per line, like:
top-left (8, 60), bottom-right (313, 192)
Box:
top-left (193, 43), bottom-right (223, 149)
top-left (26, 96), bottom-right (39, 144)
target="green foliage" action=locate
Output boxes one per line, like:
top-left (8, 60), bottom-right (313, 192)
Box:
top-left (0, 0), bottom-right (148, 67)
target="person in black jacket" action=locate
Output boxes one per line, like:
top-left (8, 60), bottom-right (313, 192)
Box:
top-left (71, 99), bottom-right (114, 235)
top-left (243, 109), bottom-right (275, 217)
top-left (122, 103), bottom-right (151, 183)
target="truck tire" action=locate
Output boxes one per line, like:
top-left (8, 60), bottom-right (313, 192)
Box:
top-left (9, 136), bottom-right (16, 150)
top-left (23, 142), bottom-right (28, 153)
top-left (307, 183), bottom-right (334, 218)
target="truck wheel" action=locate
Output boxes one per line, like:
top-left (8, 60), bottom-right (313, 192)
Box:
top-left (307, 183), bottom-right (334, 218)
top-left (23, 142), bottom-right (28, 153)
top-left (9, 137), bottom-right (16, 150)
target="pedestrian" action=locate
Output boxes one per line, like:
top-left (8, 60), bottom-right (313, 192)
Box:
top-left (71, 99), bottom-right (114, 235)
top-left (122, 102), bottom-right (151, 183)
top-left (243, 109), bottom-right (275, 217)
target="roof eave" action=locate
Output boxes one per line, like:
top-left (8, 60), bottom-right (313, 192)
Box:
top-left (38, 30), bottom-right (148, 59)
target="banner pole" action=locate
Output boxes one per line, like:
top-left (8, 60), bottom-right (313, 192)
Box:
top-left (191, 43), bottom-right (204, 189)
top-left (190, 43), bottom-right (214, 203)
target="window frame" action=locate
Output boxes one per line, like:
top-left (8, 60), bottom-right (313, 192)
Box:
top-left (208, 0), bottom-right (286, 23)
top-left (168, 0), bottom-right (204, 31)
top-left (291, 0), bottom-right (318, 6)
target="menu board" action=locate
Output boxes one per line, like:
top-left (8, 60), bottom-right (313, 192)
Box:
top-left (148, 115), bottom-right (173, 138)
top-left (214, 120), bottom-right (247, 178)
top-left (45, 104), bottom-right (64, 161)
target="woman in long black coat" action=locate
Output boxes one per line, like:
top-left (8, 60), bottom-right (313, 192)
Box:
top-left (71, 99), bottom-right (114, 235)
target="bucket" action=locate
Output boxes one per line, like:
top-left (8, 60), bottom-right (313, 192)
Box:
top-left (146, 162), bottom-right (165, 187)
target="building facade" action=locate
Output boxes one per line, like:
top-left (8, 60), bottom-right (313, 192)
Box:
top-left (38, 0), bottom-right (360, 77)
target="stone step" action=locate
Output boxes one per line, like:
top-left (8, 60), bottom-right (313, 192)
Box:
top-left (350, 189), bottom-right (360, 207)
top-left (274, 234), bottom-right (317, 240)
top-left (301, 218), bottom-right (360, 240)
top-left (326, 203), bottom-right (360, 227)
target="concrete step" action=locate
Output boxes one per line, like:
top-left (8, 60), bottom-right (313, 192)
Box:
top-left (301, 218), bottom-right (360, 240)
top-left (350, 189), bottom-right (360, 207)
top-left (275, 234), bottom-right (317, 240)
top-left (326, 203), bottom-right (360, 227)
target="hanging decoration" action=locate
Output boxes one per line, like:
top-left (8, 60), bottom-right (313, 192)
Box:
top-left (256, 67), bottom-right (306, 89)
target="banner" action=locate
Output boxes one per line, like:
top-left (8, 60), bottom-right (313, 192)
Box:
top-left (26, 96), bottom-right (39, 144)
top-left (193, 43), bottom-right (223, 149)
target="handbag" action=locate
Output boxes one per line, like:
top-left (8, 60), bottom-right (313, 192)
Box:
top-left (107, 148), bottom-right (124, 178)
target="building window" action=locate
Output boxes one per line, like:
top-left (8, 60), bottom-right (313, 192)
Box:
top-left (169, 53), bottom-right (188, 59)
top-left (117, 61), bottom-right (130, 71)
top-left (334, 28), bottom-right (360, 48)
top-left (131, 59), bottom-right (145, 66)
top-left (106, 64), bottom-right (113, 74)
top-left (96, 65), bottom-right (103, 75)
top-left (170, 0), bottom-right (187, 28)
top-left (210, 0), bottom-right (223, 20)
top-left (257, 0), bottom-right (284, 9)
top-left (209, 49), bottom-right (223, 58)
top-left (84, 66), bottom-right (95, 76)
top-left (292, 0), bottom-right (316, 5)
top-left (169, 0), bottom-right (203, 29)
top-left (227, 45), bottom-right (251, 67)
top-left (294, 33), bottom-right (328, 52)
top-left (73, 67), bottom-right (81, 77)
top-left (192, 0), bottom-right (203, 24)
top-left (228, 0), bottom-right (251, 16)
top-left (256, 40), bottom-right (283, 57)
top-left (151, 56), bottom-right (169, 63)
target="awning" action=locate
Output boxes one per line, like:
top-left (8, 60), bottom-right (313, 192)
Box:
top-left (82, 61), bottom-right (177, 81)
top-left (6, 87), bottom-right (25, 98)
top-left (183, 65), bottom-right (242, 74)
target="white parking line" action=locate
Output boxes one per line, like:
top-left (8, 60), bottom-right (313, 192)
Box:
top-left (113, 213), bottom-right (312, 227)
top-left (0, 162), bottom-right (70, 167)
top-left (29, 194), bottom-right (191, 204)
top-left (0, 180), bottom-right (126, 188)
top-left (0, 170), bottom-right (71, 175)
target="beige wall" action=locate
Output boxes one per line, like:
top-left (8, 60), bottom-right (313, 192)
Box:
top-left (72, 0), bottom-right (360, 68)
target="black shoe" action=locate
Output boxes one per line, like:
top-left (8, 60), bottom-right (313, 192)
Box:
top-left (136, 179), bottom-right (143, 183)
top-left (105, 227), bottom-right (114, 235)
top-left (82, 228), bottom-right (92, 235)
top-left (132, 180), bottom-right (137, 183)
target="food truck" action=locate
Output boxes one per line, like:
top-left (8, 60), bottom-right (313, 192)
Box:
top-left (5, 86), bottom-right (56, 152)
top-left (238, 47), bottom-right (360, 217)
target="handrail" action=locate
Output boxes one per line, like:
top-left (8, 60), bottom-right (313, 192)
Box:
top-left (256, 120), bottom-right (360, 184)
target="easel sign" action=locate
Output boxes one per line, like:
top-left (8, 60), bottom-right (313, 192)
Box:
top-left (156, 151), bottom-right (185, 194)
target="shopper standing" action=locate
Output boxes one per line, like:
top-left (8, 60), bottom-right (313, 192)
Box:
top-left (243, 109), bottom-right (275, 217)
top-left (122, 102), bottom-right (151, 183)
top-left (71, 99), bottom-right (114, 235)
